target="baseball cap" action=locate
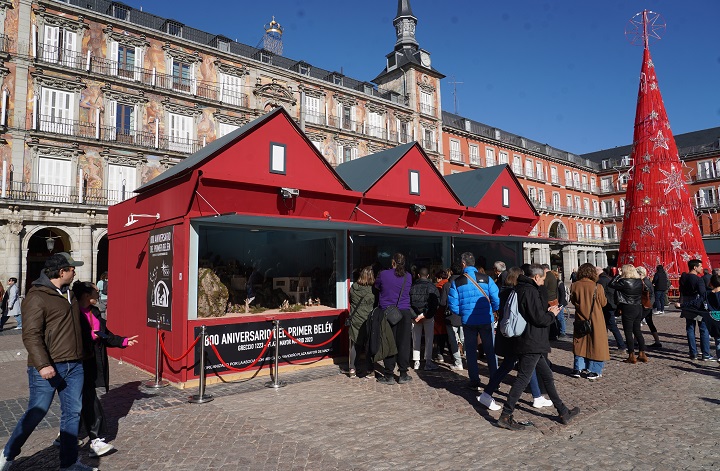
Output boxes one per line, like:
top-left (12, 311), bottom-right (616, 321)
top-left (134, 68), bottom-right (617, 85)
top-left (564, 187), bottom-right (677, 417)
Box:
top-left (44, 252), bottom-right (84, 271)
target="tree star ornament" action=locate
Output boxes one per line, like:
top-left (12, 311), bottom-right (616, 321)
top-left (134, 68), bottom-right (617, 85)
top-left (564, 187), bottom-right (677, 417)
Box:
top-left (636, 182), bottom-right (644, 190)
top-left (638, 218), bottom-right (658, 237)
top-left (658, 165), bottom-right (687, 197)
top-left (674, 217), bottom-right (693, 236)
top-left (658, 206), bottom-right (668, 216)
top-left (651, 130), bottom-right (670, 150)
top-left (641, 152), bottom-right (651, 162)
top-left (671, 239), bottom-right (683, 251)
top-left (629, 241), bottom-right (637, 251)
top-left (642, 165), bottom-right (650, 173)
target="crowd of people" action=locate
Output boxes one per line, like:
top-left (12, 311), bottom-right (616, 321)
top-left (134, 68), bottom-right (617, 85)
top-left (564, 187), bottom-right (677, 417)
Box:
top-left (1, 253), bottom-right (134, 471)
top-left (347, 252), bottom-right (720, 431)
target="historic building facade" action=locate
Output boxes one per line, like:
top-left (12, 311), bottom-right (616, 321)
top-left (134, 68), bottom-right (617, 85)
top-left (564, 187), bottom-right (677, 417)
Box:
top-left (0, 0), bottom-right (717, 291)
top-left (0, 0), bottom-right (444, 291)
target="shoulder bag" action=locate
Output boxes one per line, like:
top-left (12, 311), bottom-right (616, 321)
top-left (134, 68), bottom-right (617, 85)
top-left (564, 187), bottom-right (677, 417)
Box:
top-left (574, 286), bottom-right (596, 338)
top-left (383, 275), bottom-right (407, 326)
top-left (464, 273), bottom-right (498, 322)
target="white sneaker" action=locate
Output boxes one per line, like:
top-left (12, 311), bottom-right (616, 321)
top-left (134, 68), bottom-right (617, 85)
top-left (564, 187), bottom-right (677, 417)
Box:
top-left (0, 453), bottom-right (13, 471)
top-left (532, 396), bottom-right (554, 409)
top-left (89, 437), bottom-right (115, 457)
top-left (59, 460), bottom-right (99, 471)
top-left (477, 392), bottom-right (502, 411)
top-left (413, 360), bottom-right (420, 370)
top-left (424, 360), bottom-right (438, 371)
top-left (450, 363), bottom-right (464, 371)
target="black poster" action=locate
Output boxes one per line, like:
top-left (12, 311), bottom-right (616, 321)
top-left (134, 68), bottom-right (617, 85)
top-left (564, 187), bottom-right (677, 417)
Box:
top-left (147, 226), bottom-right (173, 331)
top-left (193, 314), bottom-right (342, 375)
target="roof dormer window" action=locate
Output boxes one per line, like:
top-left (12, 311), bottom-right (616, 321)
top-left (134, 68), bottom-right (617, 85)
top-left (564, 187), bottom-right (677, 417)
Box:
top-left (110, 2), bottom-right (130, 21)
top-left (164, 20), bottom-right (183, 37)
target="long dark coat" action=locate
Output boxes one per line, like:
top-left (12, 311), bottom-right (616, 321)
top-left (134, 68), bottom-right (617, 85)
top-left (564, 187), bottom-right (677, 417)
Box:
top-left (570, 279), bottom-right (610, 362)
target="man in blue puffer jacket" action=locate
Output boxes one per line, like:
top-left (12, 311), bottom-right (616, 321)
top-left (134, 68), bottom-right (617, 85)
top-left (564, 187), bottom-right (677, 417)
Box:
top-left (448, 252), bottom-right (500, 389)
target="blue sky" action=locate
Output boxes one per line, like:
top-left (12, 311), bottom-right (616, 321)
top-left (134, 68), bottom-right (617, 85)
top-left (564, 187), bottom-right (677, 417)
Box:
top-left (134, 0), bottom-right (720, 155)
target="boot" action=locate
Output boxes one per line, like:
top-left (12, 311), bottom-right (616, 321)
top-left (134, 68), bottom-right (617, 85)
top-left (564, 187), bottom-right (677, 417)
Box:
top-left (638, 351), bottom-right (648, 363)
top-left (497, 414), bottom-right (525, 431)
top-left (625, 352), bottom-right (637, 364)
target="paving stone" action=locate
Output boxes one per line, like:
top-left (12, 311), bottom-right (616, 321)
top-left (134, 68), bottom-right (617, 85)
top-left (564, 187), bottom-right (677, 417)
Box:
top-left (0, 311), bottom-right (719, 469)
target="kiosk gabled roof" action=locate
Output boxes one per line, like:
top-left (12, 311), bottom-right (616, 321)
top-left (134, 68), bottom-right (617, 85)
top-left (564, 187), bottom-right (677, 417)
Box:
top-left (336, 142), bottom-right (462, 205)
top-left (444, 164), bottom-right (539, 215)
top-left (136, 107), bottom-right (350, 193)
top-left (335, 142), bottom-right (416, 193)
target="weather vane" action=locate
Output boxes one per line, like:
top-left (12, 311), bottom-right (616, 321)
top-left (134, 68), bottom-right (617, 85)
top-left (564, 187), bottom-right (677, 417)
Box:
top-left (625, 10), bottom-right (666, 47)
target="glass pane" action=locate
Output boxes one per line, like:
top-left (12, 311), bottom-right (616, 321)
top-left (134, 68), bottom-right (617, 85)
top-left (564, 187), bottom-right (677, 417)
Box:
top-left (350, 233), bottom-right (444, 279)
top-left (198, 226), bottom-right (339, 315)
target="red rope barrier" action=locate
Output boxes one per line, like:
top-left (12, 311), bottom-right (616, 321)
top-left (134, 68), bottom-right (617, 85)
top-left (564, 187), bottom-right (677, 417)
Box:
top-left (208, 330), bottom-right (274, 372)
top-left (159, 332), bottom-right (201, 362)
top-left (281, 327), bottom-right (343, 348)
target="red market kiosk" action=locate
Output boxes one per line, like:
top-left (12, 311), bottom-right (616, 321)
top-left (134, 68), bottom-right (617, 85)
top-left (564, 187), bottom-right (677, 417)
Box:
top-left (107, 107), bottom-right (539, 386)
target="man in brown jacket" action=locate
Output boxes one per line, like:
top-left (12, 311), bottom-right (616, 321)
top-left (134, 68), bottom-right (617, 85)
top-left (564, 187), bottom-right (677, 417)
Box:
top-left (1, 253), bottom-right (98, 471)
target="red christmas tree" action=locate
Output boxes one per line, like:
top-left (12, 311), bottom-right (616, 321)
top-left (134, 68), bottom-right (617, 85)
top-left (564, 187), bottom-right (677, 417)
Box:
top-left (617, 11), bottom-right (709, 281)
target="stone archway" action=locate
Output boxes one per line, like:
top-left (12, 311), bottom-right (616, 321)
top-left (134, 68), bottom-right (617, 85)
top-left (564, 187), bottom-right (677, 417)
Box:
top-left (549, 221), bottom-right (568, 239)
top-left (24, 227), bottom-right (72, 294)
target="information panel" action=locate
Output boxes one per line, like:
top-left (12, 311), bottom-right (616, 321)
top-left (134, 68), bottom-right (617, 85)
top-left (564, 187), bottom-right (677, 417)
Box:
top-left (147, 226), bottom-right (173, 331)
top-left (193, 315), bottom-right (342, 375)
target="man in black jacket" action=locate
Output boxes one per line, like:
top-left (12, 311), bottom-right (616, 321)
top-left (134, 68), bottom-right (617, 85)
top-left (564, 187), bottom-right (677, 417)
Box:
top-left (409, 268), bottom-right (440, 370)
top-left (498, 264), bottom-right (579, 431)
top-left (597, 267), bottom-right (626, 351)
top-left (679, 260), bottom-right (714, 360)
top-left (439, 262), bottom-right (464, 370)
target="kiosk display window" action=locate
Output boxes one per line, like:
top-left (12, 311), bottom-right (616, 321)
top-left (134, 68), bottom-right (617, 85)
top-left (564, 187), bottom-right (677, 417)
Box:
top-left (196, 225), bottom-right (339, 317)
top-left (350, 233), bottom-right (446, 278)
top-left (452, 238), bottom-right (523, 273)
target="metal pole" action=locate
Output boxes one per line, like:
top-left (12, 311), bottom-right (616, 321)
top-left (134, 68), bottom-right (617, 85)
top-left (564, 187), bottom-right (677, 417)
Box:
top-left (190, 325), bottom-right (214, 403)
top-left (265, 319), bottom-right (285, 388)
top-left (144, 324), bottom-right (169, 388)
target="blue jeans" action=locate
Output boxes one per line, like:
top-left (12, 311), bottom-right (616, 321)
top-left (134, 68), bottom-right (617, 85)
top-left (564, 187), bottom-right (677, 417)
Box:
top-left (686, 318), bottom-right (711, 357)
top-left (3, 362), bottom-right (84, 467)
top-left (463, 324), bottom-right (498, 384)
top-left (573, 355), bottom-right (605, 374)
top-left (484, 354), bottom-right (542, 398)
top-left (556, 306), bottom-right (566, 335)
top-left (654, 290), bottom-right (666, 312)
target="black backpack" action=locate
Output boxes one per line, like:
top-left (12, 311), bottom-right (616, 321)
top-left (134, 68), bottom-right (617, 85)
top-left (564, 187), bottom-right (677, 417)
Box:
top-left (101, 280), bottom-right (108, 295)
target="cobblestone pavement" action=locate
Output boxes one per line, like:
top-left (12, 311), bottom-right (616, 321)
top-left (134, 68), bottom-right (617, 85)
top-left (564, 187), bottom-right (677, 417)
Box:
top-left (0, 309), bottom-right (718, 470)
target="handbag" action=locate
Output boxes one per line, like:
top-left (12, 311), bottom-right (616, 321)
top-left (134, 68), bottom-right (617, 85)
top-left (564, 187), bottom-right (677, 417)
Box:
top-left (574, 286), bottom-right (596, 338)
top-left (384, 275), bottom-right (407, 326)
top-left (641, 279), bottom-right (652, 309)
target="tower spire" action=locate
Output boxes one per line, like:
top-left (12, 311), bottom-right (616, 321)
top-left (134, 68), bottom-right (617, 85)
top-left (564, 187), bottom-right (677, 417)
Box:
top-left (393, 0), bottom-right (418, 52)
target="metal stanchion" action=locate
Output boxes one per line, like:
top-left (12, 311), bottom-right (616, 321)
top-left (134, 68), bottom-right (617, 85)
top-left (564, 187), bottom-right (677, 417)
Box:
top-left (265, 319), bottom-right (286, 389)
top-left (144, 323), bottom-right (169, 389)
top-left (189, 325), bottom-right (214, 403)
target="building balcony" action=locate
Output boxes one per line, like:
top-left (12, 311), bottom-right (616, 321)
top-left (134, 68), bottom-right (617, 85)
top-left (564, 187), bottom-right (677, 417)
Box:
top-left (4, 181), bottom-right (136, 207)
top-left (449, 150), bottom-right (465, 163)
top-left (33, 114), bottom-right (204, 154)
top-left (38, 52), bottom-right (251, 109)
top-left (422, 139), bottom-right (437, 152)
top-left (419, 103), bottom-right (436, 116)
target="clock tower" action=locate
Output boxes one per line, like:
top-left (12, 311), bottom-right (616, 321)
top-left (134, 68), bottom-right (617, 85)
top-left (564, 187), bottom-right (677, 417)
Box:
top-left (373, 0), bottom-right (445, 168)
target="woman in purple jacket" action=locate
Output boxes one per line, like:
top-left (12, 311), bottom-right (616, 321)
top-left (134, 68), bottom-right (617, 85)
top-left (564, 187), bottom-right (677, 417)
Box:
top-left (374, 253), bottom-right (413, 384)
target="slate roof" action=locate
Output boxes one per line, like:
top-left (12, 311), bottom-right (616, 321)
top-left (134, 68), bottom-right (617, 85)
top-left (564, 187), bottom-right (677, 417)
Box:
top-left (443, 165), bottom-right (507, 208)
top-left (335, 142), bottom-right (416, 193)
top-left (373, 47), bottom-right (444, 82)
top-left (581, 126), bottom-right (720, 163)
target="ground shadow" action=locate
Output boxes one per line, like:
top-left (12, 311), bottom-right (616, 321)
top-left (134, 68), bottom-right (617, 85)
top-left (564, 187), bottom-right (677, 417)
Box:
top-left (95, 381), bottom-right (155, 441)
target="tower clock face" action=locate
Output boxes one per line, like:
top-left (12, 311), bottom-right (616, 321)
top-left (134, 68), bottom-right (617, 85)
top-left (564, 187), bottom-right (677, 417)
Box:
top-left (420, 52), bottom-right (431, 67)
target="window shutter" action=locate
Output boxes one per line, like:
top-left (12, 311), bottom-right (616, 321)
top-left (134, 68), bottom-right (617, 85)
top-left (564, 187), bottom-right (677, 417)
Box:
top-left (134, 46), bottom-right (143, 80)
top-left (191, 63), bottom-right (197, 95)
top-left (63, 30), bottom-right (77, 67)
top-left (337, 144), bottom-right (342, 165)
top-left (336, 103), bottom-right (342, 128)
top-left (351, 147), bottom-right (357, 161)
top-left (108, 41), bottom-right (119, 75)
top-left (350, 106), bottom-right (356, 131)
top-left (107, 100), bottom-right (117, 140)
top-left (44, 25), bottom-right (60, 62)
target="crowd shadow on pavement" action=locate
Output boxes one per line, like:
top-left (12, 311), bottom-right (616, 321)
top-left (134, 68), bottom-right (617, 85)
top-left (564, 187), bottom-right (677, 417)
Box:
top-left (7, 446), bottom-right (59, 470)
top-left (99, 381), bottom-right (155, 441)
top-left (669, 364), bottom-right (720, 379)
